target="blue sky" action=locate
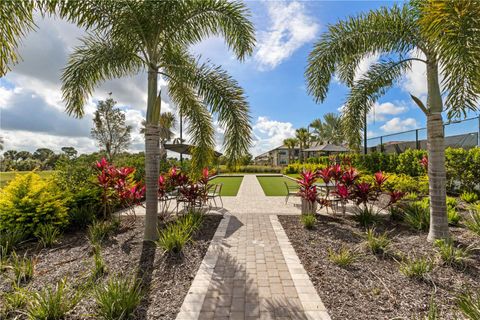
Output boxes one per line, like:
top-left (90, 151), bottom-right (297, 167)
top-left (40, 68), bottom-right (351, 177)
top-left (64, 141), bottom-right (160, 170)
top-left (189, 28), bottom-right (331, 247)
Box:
top-left (1, 1), bottom-right (478, 156)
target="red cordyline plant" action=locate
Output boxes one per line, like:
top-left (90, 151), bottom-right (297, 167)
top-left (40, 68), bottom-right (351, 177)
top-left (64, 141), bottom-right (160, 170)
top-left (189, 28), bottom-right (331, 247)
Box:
top-left (420, 155), bottom-right (428, 172)
top-left (297, 170), bottom-right (318, 209)
top-left (95, 157), bottom-right (145, 218)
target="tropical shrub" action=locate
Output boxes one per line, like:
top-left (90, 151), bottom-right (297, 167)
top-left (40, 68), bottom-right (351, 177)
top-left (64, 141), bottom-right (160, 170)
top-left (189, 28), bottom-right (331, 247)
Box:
top-left (27, 278), bottom-right (80, 320)
top-left (457, 290), bottom-right (480, 320)
top-left (445, 147), bottom-right (480, 194)
top-left (461, 191), bottom-right (478, 204)
top-left (34, 224), bottom-right (61, 248)
top-left (0, 173), bottom-right (68, 236)
top-left (327, 246), bottom-right (358, 267)
top-left (397, 149), bottom-right (428, 177)
top-left (399, 256), bottom-right (434, 280)
top-left (94, 276), bottom-right (142, 320)
top-left (434, 239), bottom-right (474, 267)
top-left (365, 229), bottom-right (390, 255)
top-left (156, 222), bottom-right (192, 254)
top-left (284, 163), bottom-right (326, 175)
top-left (383, 173), bottom-right (424, 194)
top-left (68, 204), bottom-right (97, 230)
top-left (87, 219), bottom-right (120, 246)
top-left (301, 214), bottom-right (316, 229)
top-left (219, 165), bottom-right (282, 174)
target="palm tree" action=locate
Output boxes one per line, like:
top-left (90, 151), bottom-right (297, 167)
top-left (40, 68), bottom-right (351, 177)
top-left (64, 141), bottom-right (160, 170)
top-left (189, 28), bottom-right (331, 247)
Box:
top-left (60, 1), bottom-right (255, 241)
top-left (295, 128), bottom-right (311, 163)
top-left (305, 1), bottom-right (480, 241)
top-left (141, 112), bottom-right (176, 162)
top-left (283, 138), bottom-right (298, 163)
top-left (309, 113), bottom-right (344, 145)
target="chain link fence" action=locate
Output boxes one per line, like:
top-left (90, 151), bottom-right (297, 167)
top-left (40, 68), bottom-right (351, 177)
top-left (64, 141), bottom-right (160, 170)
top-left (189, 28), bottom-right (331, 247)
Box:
top-left (366, 116), bottom-right (480, 153)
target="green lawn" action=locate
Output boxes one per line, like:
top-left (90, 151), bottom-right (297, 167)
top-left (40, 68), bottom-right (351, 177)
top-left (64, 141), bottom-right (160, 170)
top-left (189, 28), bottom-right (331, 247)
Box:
top-left (208, 176), bottom-right (243, 196)
top-left (256, 176), bottom-right (299, 196)
top-left (0, 171), bottom-right (55, 188)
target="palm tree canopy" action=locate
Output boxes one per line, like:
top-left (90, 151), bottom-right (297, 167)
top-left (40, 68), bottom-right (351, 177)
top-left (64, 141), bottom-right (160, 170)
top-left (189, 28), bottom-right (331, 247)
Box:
top-left (283, 138), bottom-right (298, 149)
top-left (295, 128), bottom-right (311, 148)
top-left (305, 0), bottom-right (480, 147)
top-left (59, 0), bottom-right (255, 169)
top-left (309, 112), bottom-right (344, 145)
top-left (140, 111), bottom-right (176, 142)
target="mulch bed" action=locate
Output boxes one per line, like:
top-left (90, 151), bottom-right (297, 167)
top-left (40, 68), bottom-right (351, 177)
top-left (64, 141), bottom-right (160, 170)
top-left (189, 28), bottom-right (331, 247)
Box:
top-left (1, 214), bottom-right (222, 319)
top-left (278, 213), bottom-right (480, 319)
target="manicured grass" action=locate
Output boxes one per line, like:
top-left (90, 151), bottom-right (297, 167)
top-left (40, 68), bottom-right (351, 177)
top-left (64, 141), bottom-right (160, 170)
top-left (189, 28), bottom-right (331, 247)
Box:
top-left (0, 171), bottom-right (55, 188)
top-left (208, 176), bottom-right (243, 196)
top-left (286, 173), bottom-right (301, 179)
top-left (256, 176), bottom-right (298, 196)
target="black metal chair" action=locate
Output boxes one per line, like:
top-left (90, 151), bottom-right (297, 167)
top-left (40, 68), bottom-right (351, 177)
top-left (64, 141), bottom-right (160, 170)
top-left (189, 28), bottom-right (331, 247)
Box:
top-left (284, 182), bottom-right (299, 204)
top-left (207, 183), bottom-right (223, 208)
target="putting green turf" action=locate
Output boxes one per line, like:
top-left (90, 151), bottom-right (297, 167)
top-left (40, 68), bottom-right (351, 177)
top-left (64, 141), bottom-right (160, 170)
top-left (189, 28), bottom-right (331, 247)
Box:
top-left (208, 176), bottom-right (243, 196)
top-left (0, 171), bottom-right (55, 188)
top-left (256, 176), bottom-right (299, 196)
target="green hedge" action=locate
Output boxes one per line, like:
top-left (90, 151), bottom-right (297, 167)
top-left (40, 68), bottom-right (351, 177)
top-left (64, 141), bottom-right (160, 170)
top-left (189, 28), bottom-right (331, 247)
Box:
top-left (217, 165), bottom-right (282, 173)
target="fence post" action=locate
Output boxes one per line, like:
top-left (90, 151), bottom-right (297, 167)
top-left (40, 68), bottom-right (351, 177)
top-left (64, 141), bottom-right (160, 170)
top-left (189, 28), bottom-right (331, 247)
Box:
top-left (380, 136), bottom-right (384, 153)
top-left (416, 129), bottom-right (419, 149)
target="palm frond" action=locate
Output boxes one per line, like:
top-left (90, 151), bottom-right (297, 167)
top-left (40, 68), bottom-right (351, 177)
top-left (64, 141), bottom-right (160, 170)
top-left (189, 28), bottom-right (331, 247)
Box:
top-left (342, 59), bottom-right (412, 148)
top-left (0, 0), bottom-right (36, 75)
top-left (164, 0), bottom-right (255, 60)
top-left (419, 0), bottom-right (480, 118)
top-left (306, 4), bottom-right (418, 102)
top-left (163, 47), bottom-right (251, 167)
top-left (167, 80), bottom-right (214, 172)
top-left (61, 33), bottom-right (143, 117)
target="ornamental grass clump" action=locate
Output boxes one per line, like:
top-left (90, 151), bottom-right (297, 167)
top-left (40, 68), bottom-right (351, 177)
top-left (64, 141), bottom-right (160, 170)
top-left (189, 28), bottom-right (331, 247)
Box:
top-left (465, 205), bottom-right (480, 236)
top-left (10, 252), bottom-right (35, 285)
top-left (301, 214), bottom-right (316, 229)
top-left (327, 246), bottom-right (358, 267)
top-left (365, 228), bottom-right (390, 255)
top-left (91, 245), bottom-right (107, 281)
top-left (157, 222), bottom-right (192, 254)
top-left (87, 219), bottom-right (120, 245)
top-left (399, 256), bottom-right (434, 280)
top-left (402, 201), bottom-right (430, 231)
top-left (2, 286), bottom-right (28, 316)
top-left (27, 278), bottom-right (80, 320)
top-left (434, 239), bottom-right (474, 267)
top-left (34, 224), bottom-right (61, 248)
top-left (94, 276), bottom-right (142, 320)
top-left (456, 290), bottom-right (480, 320)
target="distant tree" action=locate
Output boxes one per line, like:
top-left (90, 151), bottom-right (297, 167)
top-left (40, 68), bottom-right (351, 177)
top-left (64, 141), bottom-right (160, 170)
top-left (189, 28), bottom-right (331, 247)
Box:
top-left (283, 138), bottom-right (298, 163)
top-left (295, 128), bottom-right (311, 163)
top-left (33, 148), bottom-right (54, 162)
top-left (0, 136), bottom-right (4, 150)
top-left (3, 150), bottom-right (18, 162)
top-left (16, 151), bottom-right (32, 161)
top-left (61, 146), bottom-right (78, 159)
top-left (309, 113), bottom-right (344, 145)
top-left (91, 97), bottom-right (132, 162)
top-left (239, 153), bottom-right (253, 166)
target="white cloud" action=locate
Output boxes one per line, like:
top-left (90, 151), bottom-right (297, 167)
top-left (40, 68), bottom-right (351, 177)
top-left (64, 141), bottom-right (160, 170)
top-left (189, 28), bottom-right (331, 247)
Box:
top-left (251, 116), bottom-right (296, 156)
top-left (368, 101), bottom-right (408, 122)
top-left (255, 1), bottom-right (319, 70)
top-left (380, 117), bottom-right (418, 133)
top-left (354, 53), bottom-right (380, 82)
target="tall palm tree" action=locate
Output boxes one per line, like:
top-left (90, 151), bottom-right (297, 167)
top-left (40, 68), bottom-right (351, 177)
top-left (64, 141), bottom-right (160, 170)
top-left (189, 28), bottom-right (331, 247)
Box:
top-left (295, 128), bottom-right (311, 163)
top-left (141, 111), bottom-right (176, 162)
top-left (60, 1), bottom-right (255, 241)
top-left (305, 1), bottom-right (480, 241)
top-left (283, 138), bottom-right (298, 163)
top-left (309, 113), bottom-right (344, 145)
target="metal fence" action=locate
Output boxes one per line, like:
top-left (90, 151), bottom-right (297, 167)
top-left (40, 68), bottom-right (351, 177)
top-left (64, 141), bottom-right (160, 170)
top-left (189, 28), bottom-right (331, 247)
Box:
top-left (366, 116), bottom-right (480, 153)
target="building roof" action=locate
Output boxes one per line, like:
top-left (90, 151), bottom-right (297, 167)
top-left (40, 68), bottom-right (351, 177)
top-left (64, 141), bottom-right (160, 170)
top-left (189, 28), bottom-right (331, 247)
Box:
top-left (303, 143), bottom-right (349, 152)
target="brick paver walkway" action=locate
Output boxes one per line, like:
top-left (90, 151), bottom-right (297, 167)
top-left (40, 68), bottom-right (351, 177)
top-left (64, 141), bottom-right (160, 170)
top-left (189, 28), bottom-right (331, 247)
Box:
top-left (177, 175), bottom-right (330, 320)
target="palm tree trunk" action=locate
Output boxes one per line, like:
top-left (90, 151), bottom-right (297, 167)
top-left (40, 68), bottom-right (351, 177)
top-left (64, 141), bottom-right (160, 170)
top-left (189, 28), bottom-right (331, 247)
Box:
top-left (426, 61), bottom-right (449, 241)
top-left (144, 69), bottom-right (160, 241)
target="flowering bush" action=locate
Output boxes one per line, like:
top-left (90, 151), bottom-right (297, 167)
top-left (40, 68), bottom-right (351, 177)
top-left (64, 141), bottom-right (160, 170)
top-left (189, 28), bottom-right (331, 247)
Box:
top-left (95, 158), bottom-right (145, 217)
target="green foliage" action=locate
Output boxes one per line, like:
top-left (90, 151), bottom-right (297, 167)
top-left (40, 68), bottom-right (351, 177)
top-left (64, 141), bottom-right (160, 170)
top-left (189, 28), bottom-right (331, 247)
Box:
top-left (283, 163), bottom-right (326, 175)
top-left (301, 214), bottom-right (316, 229)
top-left (402, 201), bottom-right (430, 231)
top-left (399, 256), bottom-right (434, 280)
top-left (220, 165), bottom-right (282, 174)
top-left (87, 219), bottom-right (120, 246)
top-left (354, 206), bottom-right (379, 227)
top-left (447, 208), bottom-right (461, 226)
top-left (91, 245), bottom-right (106, 280)
top-left (156, 210), bottom-right (204, 254)
top-left (1, 286), bottom-right (29, 316)
top-left (34, 224), bottom-right (61, 248)
top-left (397, 149), bottom-right (427, 177)
top-left (10, 252), bottom-right (35, 285)
top-left (445, 147), bottom-right (480, 194)
top-left (461, 191), bottom-right (478, 204)
top-left (426, 295), bottom-right (440, 320)
top-left (327, 246), bottom-right (358, 267)
top-left (456, 290), bottom-right (480, 320)
top-left (365, 228), bottom-right (390, 255)
top-left (68, 204), bottom-right (97, 230)
top-left (465, 205), bottom-right (480, 236)
top-left (383, 173), bottom-right (427, 194)
top-left (403, 192), bottom-right (419, 201)
top-left (27, 278), bottom-right (80, 320)
top-left (389, 206), bottom-right (404, 222)
top-left (0, 229), bottom-right (25, 257)
top-left (0, 173), bottom-right (68, 236)
top-left (94, 276), bottom-right (142, 320)
top-left (434, 239), bottom-right (474, 267)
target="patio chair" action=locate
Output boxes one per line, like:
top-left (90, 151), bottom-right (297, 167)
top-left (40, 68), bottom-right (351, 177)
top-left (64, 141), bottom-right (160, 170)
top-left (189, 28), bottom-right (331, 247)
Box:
top-left (284, 182), bottom-right (299, 204)
top-left (207, 183), bottom-right (223, 208)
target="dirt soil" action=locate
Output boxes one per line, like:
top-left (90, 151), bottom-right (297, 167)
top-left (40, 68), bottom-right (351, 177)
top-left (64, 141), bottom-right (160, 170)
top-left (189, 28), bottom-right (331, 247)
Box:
top-left (1, 214), bottom-right (222, 319)
top-left (278, 214), bottom-right (480, 320)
